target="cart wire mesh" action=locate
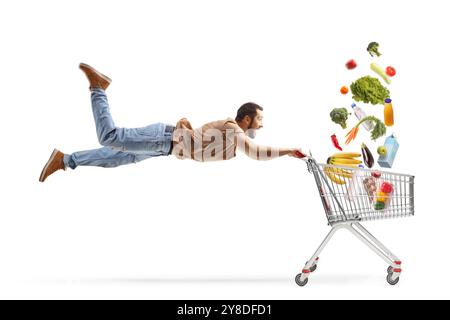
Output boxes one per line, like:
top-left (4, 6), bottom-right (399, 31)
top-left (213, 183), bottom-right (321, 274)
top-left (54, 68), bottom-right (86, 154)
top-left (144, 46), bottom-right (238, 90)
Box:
top-left (306, 159), bottom-right (415, 225)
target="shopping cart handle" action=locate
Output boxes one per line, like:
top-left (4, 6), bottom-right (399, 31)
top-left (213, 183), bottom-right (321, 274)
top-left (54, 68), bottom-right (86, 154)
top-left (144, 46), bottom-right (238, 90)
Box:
top-left (295, 151), bottom-right (308, 159)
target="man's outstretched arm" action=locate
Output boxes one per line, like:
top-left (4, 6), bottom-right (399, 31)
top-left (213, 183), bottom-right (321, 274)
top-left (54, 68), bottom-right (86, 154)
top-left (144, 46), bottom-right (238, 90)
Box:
top-left (234, 131), bottom-right (303, 160)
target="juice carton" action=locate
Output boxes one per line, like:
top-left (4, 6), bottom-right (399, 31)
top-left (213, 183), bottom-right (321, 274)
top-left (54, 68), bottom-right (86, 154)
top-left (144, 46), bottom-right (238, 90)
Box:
top-left (377, 134), bottom-right (399, 168)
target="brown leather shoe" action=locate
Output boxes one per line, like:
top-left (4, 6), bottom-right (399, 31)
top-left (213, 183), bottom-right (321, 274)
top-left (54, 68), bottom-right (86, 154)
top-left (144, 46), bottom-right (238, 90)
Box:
top-left (79, 63), bottom-right (112, 90)
top-left (39, 149), bottom-right (66, 182)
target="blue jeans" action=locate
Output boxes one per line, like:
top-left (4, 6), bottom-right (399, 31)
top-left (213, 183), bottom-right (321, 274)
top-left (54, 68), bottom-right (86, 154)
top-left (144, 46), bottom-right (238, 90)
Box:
top-left (63, 88), bottom-right (173, 169)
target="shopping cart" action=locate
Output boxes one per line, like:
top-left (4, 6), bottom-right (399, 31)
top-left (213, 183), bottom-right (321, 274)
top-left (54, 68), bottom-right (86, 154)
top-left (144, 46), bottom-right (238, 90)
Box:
top-left (294, 153), bottom-right (415, 286)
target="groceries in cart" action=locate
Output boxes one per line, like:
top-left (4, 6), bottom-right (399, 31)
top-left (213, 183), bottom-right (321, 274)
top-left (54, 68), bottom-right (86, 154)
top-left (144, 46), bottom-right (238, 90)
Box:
top-left (296, 156), bottom-right (414, 287)
top-left (324, 166), bottom-right (352, 185)
top-left (325, 152), bottom-right (362, 185)
top-left (345, 164), bottom-right (364, 202)
top-left (374, 181), bottom-right (395, 210)
top-left (377, 134), bottom-right (399, 168)
top-left (362, 170), bottom-right (381, 202)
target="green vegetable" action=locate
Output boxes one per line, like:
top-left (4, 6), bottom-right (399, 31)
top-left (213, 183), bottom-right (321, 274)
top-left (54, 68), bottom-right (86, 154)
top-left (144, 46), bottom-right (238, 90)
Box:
top-left (356, 116), bottom-right (387, 141)
top-left (330, 108), bottom-right (351, 129)
top-left (367, 42), bottom-right (382, 57)
top-left (345, 115), bottom-right (386, 144)
top-left (350, 76), bottom-right (390, 105)
top-left (375, 201), bottom-right (385, 210)
top-left (370, 63), bottom-right (391, 84)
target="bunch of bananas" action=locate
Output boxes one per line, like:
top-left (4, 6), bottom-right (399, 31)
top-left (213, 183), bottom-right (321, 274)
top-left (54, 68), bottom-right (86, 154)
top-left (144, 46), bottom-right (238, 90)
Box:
top-left (327, 152), bottom-right (362, 167)
top-left (325, 152), bottom-right (362, 185)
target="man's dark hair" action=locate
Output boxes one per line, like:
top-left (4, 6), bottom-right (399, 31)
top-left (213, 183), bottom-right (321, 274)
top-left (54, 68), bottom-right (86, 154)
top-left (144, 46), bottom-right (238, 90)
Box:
top-left (235, 102), bottom-right (263, 122)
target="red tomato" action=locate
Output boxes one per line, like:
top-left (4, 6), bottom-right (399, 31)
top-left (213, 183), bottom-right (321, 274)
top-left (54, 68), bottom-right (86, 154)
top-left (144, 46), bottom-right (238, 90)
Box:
top-left (386, 66), bottom-right (396, 77)
top-left (345, 59), bottom-right (357, 70)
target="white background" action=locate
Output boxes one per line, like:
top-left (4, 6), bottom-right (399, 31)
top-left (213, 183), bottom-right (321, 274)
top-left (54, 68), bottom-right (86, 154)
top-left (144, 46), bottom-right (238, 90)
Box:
top-left (0, 0), bottom-right (448, 299)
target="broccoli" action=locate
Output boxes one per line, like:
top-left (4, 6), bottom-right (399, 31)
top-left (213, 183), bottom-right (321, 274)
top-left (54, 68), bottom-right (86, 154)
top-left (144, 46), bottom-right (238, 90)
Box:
top-left (330, 108), bottom-right (351, 129)
top-left (367, 42), bottom-right (382, 57)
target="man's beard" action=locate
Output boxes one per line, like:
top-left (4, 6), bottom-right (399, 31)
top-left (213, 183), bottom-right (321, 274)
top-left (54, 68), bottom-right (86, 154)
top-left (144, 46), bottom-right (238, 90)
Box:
top-left (246, 117), bottom-right (257, 139)
top-left (246, 128), bottom-right (257, 139)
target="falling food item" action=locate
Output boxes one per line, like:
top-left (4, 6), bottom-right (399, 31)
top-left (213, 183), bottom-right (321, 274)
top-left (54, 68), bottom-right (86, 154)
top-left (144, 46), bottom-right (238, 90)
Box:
top-left (361, 143), bottom-right (374, 168)
top-left (340, 86), bottom-right (349, 95)
top-left (331, 134), bottom-right (343, 151)
top-left (386, 66), bottom-right (396, 77)
top-left (384, 98), bottom-right (394, 126)
top-left (329, 152), bottom-right (361, 159)
top-left (367, 42), bottom-right (382, 57)
top-left (345, 59), bottom-right (357, 69)
top-left (371, 63), bottom-right (391, 85)
top-left (351, 103), bottom-right (374, 131)
top-left (350, 76), bottom-right (390, 105)
top-left (377, 134), bottom-right (399, 168)
top-left (327, 154), bottom-right (362, 166)
top-left (377, 146), bottom-right (387, 156)
top-left (330, 107), bottom-right (351, 129)
top-left (345, 116), bottom-right (387, 145)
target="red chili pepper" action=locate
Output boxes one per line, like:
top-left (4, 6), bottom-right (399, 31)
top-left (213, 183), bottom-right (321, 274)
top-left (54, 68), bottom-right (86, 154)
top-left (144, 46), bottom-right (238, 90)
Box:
top-left (331, 134), bottom-right (343, 151)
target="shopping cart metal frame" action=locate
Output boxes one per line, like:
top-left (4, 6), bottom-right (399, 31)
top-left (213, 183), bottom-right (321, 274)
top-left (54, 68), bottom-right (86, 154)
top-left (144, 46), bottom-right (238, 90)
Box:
top-left (295, 155), bottom-right (415, 286)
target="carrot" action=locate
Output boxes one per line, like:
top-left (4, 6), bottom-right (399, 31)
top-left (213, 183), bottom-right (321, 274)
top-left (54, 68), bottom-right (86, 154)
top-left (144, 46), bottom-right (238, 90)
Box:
top-left (345, 127), bottom-right (359, 145)
top-left (345, 116), bottom-right (386, 145)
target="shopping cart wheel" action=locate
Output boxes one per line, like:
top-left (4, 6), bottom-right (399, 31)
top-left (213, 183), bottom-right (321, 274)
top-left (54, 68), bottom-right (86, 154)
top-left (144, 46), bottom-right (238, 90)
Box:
top-left (386, 273), bottom-right (400, 286)
top-left (295, 274), bottom-right (309, 287)
top-left (387, 266), bottom-right (393, 274)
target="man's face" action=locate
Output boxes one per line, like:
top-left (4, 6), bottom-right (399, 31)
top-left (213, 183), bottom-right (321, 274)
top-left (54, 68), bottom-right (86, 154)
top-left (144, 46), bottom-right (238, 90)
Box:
top-left (246, 109), bottom-right (263, 139)
top-left (251, 109), bottom-right (264, 129)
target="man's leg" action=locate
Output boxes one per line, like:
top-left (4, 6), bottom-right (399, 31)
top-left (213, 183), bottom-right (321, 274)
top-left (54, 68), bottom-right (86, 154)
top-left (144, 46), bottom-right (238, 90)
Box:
top-left (39, 147), bottom-right (163, 182)
top-left (89, 88), bottom-right (173, 154)
top-left (79, 64), bottom-right (173, 154)
top-left (63, 147), bottom-right (160, 169)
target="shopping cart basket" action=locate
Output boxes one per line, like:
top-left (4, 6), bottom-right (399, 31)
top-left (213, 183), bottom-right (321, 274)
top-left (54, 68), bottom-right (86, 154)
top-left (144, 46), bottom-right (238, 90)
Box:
top-left (295, 154), bottom-right (415, 286)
